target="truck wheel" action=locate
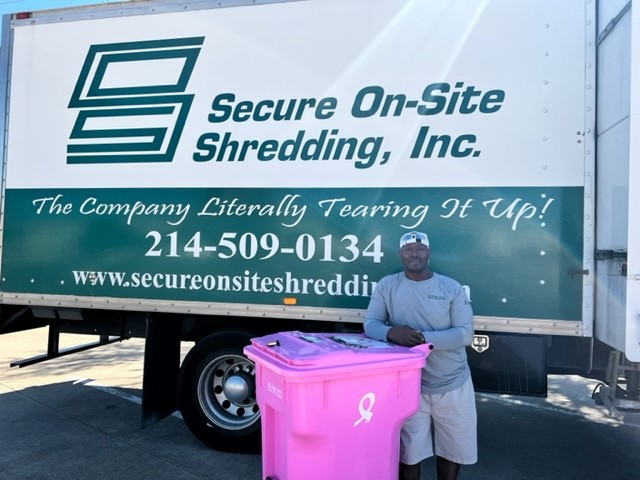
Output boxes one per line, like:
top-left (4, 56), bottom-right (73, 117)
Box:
top-left (178, 331), bottom-right (261, 453)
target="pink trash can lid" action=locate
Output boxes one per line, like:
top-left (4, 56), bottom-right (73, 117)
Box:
top-left (245, 331), bottom-right (432, 370)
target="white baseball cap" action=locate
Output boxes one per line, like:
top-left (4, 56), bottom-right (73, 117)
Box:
top-left (399, 231), bottom-right (430, 248)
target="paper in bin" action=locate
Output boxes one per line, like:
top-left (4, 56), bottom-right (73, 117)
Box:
top-left (245, 331), bottom-right (432, 371)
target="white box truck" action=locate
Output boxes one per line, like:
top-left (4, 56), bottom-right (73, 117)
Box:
top-left (0, 0), bottom-right (638, 451)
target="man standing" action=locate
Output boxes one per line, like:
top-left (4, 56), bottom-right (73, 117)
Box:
top-left (364, 231), bottom-right (477, 480)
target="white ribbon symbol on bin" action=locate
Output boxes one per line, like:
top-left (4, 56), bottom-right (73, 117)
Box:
top-left (353, 392), bottom-right (376, 427)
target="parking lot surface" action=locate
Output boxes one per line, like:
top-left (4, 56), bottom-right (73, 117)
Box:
top-left (1, 328), bottom-right (639, 479)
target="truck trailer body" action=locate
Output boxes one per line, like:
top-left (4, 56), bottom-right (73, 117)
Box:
top-left (0, 0), bottom-right (637, 450)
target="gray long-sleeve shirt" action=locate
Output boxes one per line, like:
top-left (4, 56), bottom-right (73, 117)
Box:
top-left (364, 272), bottom-right (473, 394)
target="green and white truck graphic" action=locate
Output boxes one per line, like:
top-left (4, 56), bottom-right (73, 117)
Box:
top-left (0, 0), bottom-right (638, 451)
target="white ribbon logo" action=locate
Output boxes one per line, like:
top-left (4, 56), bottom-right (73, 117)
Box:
top-left (353, 392), bottom-right (376, 427)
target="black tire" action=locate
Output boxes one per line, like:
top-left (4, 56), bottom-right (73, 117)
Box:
top-left (178, 331), bottom-right (261, 453)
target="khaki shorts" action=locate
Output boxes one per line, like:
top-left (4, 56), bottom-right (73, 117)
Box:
top-left (400, 376), bottom-right (477, 465)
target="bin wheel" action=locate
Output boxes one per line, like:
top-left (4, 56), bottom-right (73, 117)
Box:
top-left (178, 331), bottom-right (261, 453)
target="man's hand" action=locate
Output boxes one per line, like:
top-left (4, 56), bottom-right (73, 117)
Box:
top-left (386, 326), bottom-right (426, 347)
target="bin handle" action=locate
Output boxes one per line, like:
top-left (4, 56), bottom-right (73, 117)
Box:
top-left (411, 342), bottom-right (434, 356)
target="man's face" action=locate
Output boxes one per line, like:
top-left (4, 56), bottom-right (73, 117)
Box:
top-left (399, 243), bottom-right (430, 273)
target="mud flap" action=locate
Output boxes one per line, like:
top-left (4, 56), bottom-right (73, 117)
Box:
top-left (141, 313), bottom-right (182, 428)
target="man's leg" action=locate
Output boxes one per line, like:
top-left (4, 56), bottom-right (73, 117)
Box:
top-left (399, 394), bottom-right (431, 480)
top-left (399, 462), bottom-right (420, 480)
top-left (436, 456), bottom-right (460, 480)
top-left (431, 377), bottom-right (477, 479)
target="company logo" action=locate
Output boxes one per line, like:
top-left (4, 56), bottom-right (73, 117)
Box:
top-left (67, 37), bottom-right (204, 164)
top-left (353, 392), bottom-right (376, 427)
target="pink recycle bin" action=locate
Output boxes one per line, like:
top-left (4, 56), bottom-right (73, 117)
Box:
top-left (244, 331), bottom-right (433, 480)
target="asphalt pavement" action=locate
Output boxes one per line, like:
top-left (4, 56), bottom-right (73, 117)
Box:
top-left (1, 328), bottom-right (639, 479)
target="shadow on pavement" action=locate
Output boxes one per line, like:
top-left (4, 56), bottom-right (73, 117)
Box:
top-left (0, 380), bottom-right (261, 480)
